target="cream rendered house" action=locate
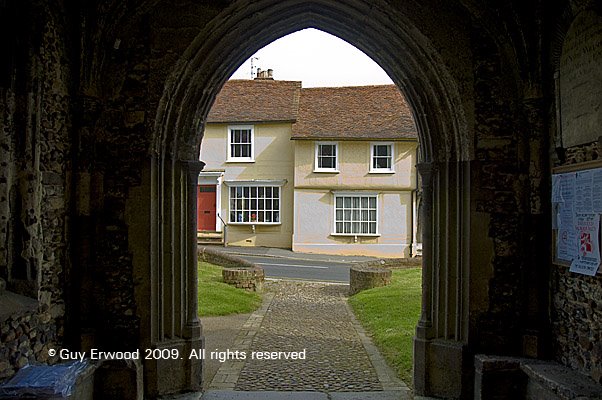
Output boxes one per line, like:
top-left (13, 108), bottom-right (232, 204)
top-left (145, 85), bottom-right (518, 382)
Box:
top-left (291, 86), bottom-right (418, 258)
top-left (198, 77), bottom-right (300, 248)
top-left (199, 76), bottom-right (419, 257)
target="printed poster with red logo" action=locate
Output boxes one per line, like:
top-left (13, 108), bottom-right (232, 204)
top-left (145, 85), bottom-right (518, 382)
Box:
top-left (570, 213), bottom-right (601, 276)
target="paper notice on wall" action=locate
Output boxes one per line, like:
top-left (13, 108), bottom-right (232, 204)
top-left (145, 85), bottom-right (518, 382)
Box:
top-left (552, 175), bottom-right (562, 203)
top-left (553, 173), bottom-right (577, 204)
top-left (592, 169), bottom-right (602, 213)
top-left (554, 173), bottom-right (578, 261)
top-left (575, 170), bottom-right (594, 214)
top-left (557, 202), bottom-right (578, 261)
top-left (569, 213), bottom-right (601, 276)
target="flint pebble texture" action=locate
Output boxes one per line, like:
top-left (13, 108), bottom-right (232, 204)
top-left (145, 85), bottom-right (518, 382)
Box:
top-left (235, 281), bottom-right (382, 392)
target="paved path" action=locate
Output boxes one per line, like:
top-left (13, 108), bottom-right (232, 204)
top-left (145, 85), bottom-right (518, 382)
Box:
top-left (201, 313), bottom-right (252, 390)
top-left (205, 280), bottom-right (410, 398)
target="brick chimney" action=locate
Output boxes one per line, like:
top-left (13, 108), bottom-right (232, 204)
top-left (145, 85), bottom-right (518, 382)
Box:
top-left (255, 68), bottom-right (274, 80)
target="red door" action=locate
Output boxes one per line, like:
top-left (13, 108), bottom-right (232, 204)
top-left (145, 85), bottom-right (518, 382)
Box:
top-left (197, 185), bottom-right (217, 231)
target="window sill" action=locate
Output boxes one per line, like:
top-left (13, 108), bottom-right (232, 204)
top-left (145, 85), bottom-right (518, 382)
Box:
top-left (229, 222), bottom-right (281, 226)
top-left (330, 233), bottom-right (381, 237)
top-left (226, 159), bottom-right (255, 163)
top-left (313, 169), bottom-right (339, 173)
top-left (369, 170), bottom-right (395, 174)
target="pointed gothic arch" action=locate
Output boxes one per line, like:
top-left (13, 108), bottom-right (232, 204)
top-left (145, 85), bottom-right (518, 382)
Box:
top-left (141, 1), bottom-right (483, 398)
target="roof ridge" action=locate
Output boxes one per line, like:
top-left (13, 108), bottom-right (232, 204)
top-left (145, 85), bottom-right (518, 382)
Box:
top-left (301, 84), bottom-right (397, 90)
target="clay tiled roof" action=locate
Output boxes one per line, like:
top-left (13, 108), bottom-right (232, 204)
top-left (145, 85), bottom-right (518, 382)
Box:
top-left (292, 85), bottom-right (417, 140)
top-left (206, 79), bottom-right (301, 123)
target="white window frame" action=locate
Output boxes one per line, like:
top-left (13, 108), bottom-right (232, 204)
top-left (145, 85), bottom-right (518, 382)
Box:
top-left (331, 192), bottom-right (380, 237)
top-left (226, 181), bottom-right (283, 225)
top-left (370, 142), bottom-right (395, 173)
top-left (314, 141), bottom-right (339, 172)
top-left (227, 125), bottom-right (254, 162)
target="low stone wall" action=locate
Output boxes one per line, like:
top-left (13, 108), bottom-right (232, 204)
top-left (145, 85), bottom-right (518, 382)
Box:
top-left (348, 257), bottom-right (420, 296)
top-left (359, 257), bottom-right (422, 270)
top-left (222, 268), bottom-right (264, 292)
top-left (198, 247), bottom-right (264, 292)
top-left (0, 306), bottom-right (59, 380)
top-left (198, 246), bottom-right (255, 269)
top-left (349, 265), bottom-right (392, 296)
top-left (551, 267), bottom-right (602, 383)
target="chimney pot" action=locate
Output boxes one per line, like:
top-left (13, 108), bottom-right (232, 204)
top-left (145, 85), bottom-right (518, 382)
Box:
top-left (254, 68), bottom-right (274, 80)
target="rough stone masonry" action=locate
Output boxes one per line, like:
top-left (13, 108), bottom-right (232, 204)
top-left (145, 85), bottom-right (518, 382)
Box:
top-left (0, 0), bottom-right (601, 398)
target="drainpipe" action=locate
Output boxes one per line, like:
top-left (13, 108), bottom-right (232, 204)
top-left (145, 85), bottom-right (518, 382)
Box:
top-left (409, 189), bottom-right (414, 258)
top-left (410, 145), bottom-right (419, 257)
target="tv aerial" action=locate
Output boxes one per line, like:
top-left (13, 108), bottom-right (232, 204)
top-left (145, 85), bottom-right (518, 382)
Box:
top-left (250, 57), bottom-right (259, 79)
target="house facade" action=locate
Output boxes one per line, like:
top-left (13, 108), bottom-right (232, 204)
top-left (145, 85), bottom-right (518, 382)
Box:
top-left (198, 79), bottom-right (299, 248)
top-left (199, 78), bottom-right (419, 257)
top-left (291, 86), bottom-right (419, 257)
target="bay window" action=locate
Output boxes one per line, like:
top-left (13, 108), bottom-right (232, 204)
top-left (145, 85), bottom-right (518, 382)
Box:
top-left (229, 185), bottom-right (280, 224)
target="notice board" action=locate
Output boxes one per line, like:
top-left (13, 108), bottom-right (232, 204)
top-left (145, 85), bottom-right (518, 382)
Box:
top-left (552, 160), bottom-right (602, 276)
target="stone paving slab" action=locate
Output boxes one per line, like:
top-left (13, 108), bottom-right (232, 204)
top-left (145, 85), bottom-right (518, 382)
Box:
top-left (200, 391), bottom-right (412, 400)
top-left (166, 390), bottom-right (414, 400)
top-left (209, 293), bottom-right (275, 390)
top-left (201, 391), bottom-right (329, 400)
top-left (329, 391), bottom-right (410, 400)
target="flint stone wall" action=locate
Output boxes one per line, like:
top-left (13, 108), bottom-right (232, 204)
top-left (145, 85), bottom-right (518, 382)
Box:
top-left (349, 265), bottom-right (392, 296)
top-left (198, 247), bottom-right (264, 291)
top-left (0, 292), bottom-right (59, 380)
top-left (551, 135), bottom-right (602, 382)
top-left (221, 268), bottom-right (264, 292)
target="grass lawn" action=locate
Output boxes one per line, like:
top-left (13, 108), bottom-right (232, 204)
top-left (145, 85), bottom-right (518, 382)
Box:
top-left (348, 267), bottom-right (422, 386)
top-left (198, 261), bottom-right (262, 316)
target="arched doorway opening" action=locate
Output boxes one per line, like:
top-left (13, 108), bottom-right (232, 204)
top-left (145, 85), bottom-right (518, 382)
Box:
top-left (196, 27), bottom-right (421, 392)
top-left (141, 1), bottom-right (483, 398)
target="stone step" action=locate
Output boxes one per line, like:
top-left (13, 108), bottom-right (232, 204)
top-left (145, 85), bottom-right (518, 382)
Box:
top-left (198, 239), bottom-right (224, 245)
top-left (198, 231), bottom-right (224, 245)
top-left (198, 231), bottom-right (222, 238)
top-left (160, 390), bottom-right (411, 400)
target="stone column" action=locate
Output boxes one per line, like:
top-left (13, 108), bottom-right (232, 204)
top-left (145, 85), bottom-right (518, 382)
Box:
top-left (182, 160), bottom-right (205, 339)
top-left (413, 161), bottom-right (434, 397)
top-left (416, 162), bottom-right (433, 337)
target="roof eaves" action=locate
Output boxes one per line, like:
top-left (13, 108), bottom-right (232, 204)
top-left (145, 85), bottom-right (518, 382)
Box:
top-left (290, 135), bottom-right (418, 141)
top-left (207, 119), bottom-right (298, 125)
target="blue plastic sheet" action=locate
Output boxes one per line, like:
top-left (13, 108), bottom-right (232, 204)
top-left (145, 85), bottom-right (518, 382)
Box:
top-left (0, 361), bottom-right (88, 398)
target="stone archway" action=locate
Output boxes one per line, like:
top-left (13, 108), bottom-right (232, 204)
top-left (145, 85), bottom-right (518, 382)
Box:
top-left (0, 0), bottom-right (559, 398)
top-left (140, 1), bottom-right (487, 398)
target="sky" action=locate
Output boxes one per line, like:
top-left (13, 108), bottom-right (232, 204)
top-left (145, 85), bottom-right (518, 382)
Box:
top-left (229, 28), bottom-right (393, 88)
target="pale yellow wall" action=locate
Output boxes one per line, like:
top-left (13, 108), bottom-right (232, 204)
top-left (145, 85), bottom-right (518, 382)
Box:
top-left (292, 139), bottom-right (418, 257)
top-left (293, 140), bottom-right (418, 190)
top-left (292, 189), bottom-right (413, 258)
top-left (200, 123), bottom-right (295, 248)
top-left (199, 130), bottom-right (418, 253)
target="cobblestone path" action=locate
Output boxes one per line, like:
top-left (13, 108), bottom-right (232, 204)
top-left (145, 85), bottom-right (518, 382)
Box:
top-left (233, 281), bottom-right (383, 392)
